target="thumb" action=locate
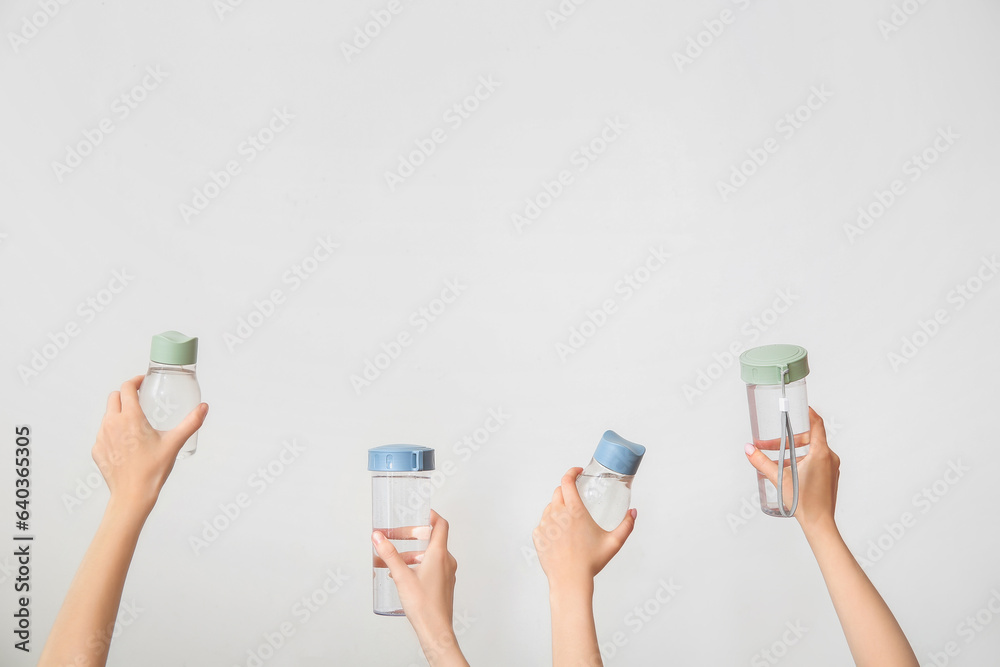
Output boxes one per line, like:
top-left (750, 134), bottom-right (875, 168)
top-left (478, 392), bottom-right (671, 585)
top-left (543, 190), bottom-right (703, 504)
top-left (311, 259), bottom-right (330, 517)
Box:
top-left (164, 403), bottom-right (208, 457)
top-left (372, 531), bottom-right (415, 586)
top-left (745, 443), bottom-right (778, 487)
top-left (608, 508), bottom-right (637, 547)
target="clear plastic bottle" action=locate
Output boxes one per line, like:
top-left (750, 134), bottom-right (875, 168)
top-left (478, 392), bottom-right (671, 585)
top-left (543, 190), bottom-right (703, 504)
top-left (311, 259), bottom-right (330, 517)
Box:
top-left (137, 331), bottom-right (201, 459)
top-left (368, 445), bottom-right (434, 616)
top-left (739, 344), bottom-right (811, 517)
top-left (576, 430), bottom-right (645, 531)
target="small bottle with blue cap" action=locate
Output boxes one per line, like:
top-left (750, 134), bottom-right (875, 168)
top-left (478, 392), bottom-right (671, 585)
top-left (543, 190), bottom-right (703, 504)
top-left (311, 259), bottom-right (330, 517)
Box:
top-left (739, 343), bottom-right (811, 517)
top-left (368, 444), bottom-right (435, 616)
top-left (576, 430), bottom-right (645, 531)
top-left (137, 331), bottom-right (201, 459)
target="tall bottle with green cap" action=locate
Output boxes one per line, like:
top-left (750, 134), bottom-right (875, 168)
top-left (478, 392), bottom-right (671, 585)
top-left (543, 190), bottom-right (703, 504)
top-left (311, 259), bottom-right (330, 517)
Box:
top-left (739, 344), bottom-right (811, 517)
top-left (137, 331), bottom-right (201, 459)
top-left (576, 430), bottom-right (645, 531)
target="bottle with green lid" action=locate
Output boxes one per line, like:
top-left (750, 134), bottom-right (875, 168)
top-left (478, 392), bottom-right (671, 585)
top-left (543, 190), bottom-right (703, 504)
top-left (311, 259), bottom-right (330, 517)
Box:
top-left (137, 331), bottom-right (202, 459)
top-left (739, 344), bottom-right (811, 517)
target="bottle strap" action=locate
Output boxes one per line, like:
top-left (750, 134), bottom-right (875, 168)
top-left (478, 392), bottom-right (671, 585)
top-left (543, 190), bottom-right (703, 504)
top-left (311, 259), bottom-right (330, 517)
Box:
top-left (776, 367), bottom-right (799, 517)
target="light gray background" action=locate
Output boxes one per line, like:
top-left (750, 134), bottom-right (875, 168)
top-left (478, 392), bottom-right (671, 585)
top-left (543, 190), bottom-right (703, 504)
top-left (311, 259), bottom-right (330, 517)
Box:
top-left (2, 1), bottom-right (999, 665)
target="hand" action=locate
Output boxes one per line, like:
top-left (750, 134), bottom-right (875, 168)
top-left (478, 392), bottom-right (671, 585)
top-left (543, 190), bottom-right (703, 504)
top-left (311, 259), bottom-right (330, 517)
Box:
top-left (745, 407), bottom-right (840, 536)
top-left (533, 467), bottom-right (637, 591)
top-left (372, 511), bottom-right (467, 667)
top-left (92, 375), bottom-right (208, 517)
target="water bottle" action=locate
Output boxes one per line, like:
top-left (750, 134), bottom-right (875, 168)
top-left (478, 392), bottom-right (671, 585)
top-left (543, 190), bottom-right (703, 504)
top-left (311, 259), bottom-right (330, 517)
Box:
top-left (576, 430), bottom-right (645, 531)
top-left (739, 344), bottom-right (811, 517)
top-left (137, 331), bottom-right (201, 460)
top-left (368, 444), bottom-right (434, 616)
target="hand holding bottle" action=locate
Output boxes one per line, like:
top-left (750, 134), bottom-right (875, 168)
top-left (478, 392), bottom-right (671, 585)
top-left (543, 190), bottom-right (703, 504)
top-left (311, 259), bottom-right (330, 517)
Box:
top-left (39, 376), bottom-right (208, 667)
top-left (744, 407), bottom-right (839, 535)
top-left (535, 467), bottom-right (637, 589)
top-left (743, 408), bottom-right (917, 667)
top-left (95, 375), bottom-right (209, 517)
top-left (372, 511), bottom-right (469, 667)
top-left (534, 468), bottom-right (637, 667)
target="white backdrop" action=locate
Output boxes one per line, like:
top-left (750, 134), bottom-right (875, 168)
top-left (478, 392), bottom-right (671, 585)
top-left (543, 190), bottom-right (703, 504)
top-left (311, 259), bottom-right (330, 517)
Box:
top-left (2, 1), bottom-right (999, 665)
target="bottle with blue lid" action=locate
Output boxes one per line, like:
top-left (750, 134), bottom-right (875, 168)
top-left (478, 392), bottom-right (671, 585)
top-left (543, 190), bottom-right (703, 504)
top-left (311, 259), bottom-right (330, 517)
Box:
top-left (368, 444), bottom-right (435, 616)
top-left (576, 430), bottom-right (645, 531)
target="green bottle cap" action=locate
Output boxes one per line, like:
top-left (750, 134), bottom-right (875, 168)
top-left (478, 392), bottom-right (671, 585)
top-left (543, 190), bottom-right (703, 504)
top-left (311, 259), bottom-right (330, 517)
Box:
top-left (739, 344), bottom-right (808, 385)
top-left (150, 331), bottom-right (198, 365)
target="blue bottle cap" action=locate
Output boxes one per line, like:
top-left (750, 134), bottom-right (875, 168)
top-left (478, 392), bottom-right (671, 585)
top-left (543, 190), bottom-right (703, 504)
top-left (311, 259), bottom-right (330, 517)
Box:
top-left (593, 430), bottom-right (645, 476)
top-left (368, 445), bottom-right (435, 472)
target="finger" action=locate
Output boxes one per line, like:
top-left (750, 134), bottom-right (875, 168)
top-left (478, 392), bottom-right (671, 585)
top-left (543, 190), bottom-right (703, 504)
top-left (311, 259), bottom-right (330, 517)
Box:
top-left (808, 407), bottom-right (830, 452)
top-left (744, 443), bottom-right (779, 488)
top-left (372, 531), bottom-right (415, 585)
top-left (162, 404), bottom-right (208, 457)
top-left (428, 510), bottom-right (449, 551)
top-left (608, 508), bottom-right (637, 545)
top-left (560, 467), bottom-right (584, 510)
top-left (106, 391), bottom-right (122, 414)
top-left (119, 376), bottom-right (144, 411)
top-left (550, 485), bottom-right (564, 507)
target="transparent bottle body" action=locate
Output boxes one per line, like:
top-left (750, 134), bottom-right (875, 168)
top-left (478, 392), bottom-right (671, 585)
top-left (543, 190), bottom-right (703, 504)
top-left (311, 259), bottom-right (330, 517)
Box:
top-left (138, 362), bottom-right (201, 459)
top-left (371, 472), bottom-right (432, 616)
top-left (576, 459), bottom-right (633, 531)
top-left (746, 378), bottom-right (810, 516)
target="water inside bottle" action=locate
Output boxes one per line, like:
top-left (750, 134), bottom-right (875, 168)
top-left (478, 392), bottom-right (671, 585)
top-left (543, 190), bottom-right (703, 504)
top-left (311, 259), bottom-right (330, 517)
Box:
top-left (138, 366), bottom-right (201, 458)
top-left (372, 525), bottom-right (431, 616)
top-left (577, 473), bottom-right (631, 531)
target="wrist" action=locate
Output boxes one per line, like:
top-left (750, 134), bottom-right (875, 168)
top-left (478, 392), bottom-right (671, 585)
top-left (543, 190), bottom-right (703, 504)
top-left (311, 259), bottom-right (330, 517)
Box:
top-left (800, 515), bottom-right (841, 546)
top-left (104, 495), bottom-right (153, 529)
top-left (548, 576), bottom-right (595, 603)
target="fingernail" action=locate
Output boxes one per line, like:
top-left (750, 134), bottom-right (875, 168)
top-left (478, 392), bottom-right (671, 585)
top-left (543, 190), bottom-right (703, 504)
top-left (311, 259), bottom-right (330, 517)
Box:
top-left (371, 531), bottom-right (384, 545)
top-left (201, 404), bottom-right (209, 415)
top-left (630, 508), bottom-right (637, 520)
top-left (744, 443), bottom-right (755, 456)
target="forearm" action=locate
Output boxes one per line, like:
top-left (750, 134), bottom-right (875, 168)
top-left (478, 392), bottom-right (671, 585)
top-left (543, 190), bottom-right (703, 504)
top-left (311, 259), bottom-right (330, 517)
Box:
top-left (804, 521), bottom-right (917, 667)
top-left (38, 500), bottom-right (148, 667)
top-left (415, 624), bottom-right (469, 667)
top-left (549, 579), bottom-right (601, 667)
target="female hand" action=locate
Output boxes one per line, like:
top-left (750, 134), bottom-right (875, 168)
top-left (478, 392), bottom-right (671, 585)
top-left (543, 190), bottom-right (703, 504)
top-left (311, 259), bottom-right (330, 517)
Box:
top-left (93, 375), bottom-right (208, 517)
top-left (372, 511), bottom-right (468, 667)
